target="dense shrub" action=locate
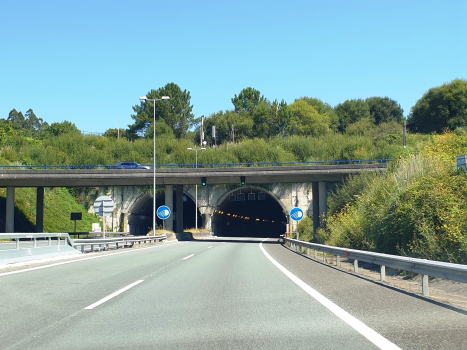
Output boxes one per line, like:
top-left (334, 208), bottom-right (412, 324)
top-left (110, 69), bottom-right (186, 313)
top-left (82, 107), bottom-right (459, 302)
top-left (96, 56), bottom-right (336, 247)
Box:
top-left (322, 132), bottom-right (467, 263)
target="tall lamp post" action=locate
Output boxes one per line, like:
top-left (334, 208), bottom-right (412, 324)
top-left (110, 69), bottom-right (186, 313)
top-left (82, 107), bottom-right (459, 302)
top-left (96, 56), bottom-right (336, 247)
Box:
top-left (139, 95), bottom-right (170, 236)
top-left (187, 147), bottom-right (205, 230)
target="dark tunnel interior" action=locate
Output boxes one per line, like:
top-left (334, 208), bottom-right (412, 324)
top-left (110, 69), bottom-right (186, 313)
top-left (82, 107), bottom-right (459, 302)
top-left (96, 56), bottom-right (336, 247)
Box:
top-left (212, 188), bottom-right (287, 238)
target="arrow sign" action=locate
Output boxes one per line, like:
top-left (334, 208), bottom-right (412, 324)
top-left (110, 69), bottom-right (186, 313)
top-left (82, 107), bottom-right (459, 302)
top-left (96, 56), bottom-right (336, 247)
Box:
top-left (290, 207), bottom-right (304, 221)
top-left (157, 205), bottom-right (171, 220)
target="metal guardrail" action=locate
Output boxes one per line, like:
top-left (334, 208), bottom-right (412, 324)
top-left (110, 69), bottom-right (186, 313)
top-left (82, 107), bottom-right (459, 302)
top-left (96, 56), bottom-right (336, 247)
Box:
top-left (72, 234), bottom-right (167, 253)
top-left (0, 159), bottom-right (392, 170)
top-left (0, 233), bottom-right (73, 249)
top-left (0, 233), bottom-right (167, 255)
top-left (284, 237), bottom-right (467, 296)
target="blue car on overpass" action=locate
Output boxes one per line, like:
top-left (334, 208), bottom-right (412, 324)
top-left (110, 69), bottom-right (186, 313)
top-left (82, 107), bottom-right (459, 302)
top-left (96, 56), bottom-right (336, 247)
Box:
top-left (112, 162), bottom-right (151, 169)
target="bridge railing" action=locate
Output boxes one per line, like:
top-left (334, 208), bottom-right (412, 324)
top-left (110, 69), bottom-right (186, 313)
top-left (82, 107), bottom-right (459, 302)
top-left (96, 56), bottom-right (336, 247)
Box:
top-left (283, 237), bottom-right (467, 296)
top-left (0, 159), bottom-right (392, 170)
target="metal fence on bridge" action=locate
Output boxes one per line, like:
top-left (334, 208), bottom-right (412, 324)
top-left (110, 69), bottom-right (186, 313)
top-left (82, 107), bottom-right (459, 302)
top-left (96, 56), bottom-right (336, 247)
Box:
top-left (0, 159), bottom-right (392, 170)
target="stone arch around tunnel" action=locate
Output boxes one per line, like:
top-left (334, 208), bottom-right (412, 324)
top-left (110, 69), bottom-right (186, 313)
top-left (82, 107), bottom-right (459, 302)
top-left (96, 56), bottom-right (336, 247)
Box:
top-left (214, 186), bottom-right (288, 214)
top-left (127, 188), bottom-right (202, 235)
top-left (91, 183), bottom-right (316, 236)
top-left (212, 186), bottom-right (288, 238)
top-left (127, 193), bottom-right (153, 236)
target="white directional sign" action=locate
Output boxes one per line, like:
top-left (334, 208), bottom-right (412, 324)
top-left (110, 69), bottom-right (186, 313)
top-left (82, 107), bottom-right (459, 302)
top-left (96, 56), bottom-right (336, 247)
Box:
top-left (93, 196), bottom-right (115, 217)
top-left (157, 205), bottom-right (171, 220)
top-left (290, 207), bottom-right (304, 221)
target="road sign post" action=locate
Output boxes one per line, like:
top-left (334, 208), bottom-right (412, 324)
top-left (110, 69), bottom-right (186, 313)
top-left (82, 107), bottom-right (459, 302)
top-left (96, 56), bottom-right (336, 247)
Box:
top-left (290, 207), bottom-right (304, 241)
top-left (157, 205), bottom-right (171, 237)
top-left (70, 212), bottom-right (82, 233)
top-left (93, 196), bottom-right (115, 239)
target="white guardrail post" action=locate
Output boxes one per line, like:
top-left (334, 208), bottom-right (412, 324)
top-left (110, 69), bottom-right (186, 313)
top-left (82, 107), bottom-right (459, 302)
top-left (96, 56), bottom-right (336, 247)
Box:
top-left (284, 237), bottom-right (467, 296)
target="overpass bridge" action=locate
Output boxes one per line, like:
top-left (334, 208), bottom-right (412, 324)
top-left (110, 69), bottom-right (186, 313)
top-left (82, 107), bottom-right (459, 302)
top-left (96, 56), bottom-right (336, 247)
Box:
top-left (0, 162), bottom-right (387, 235)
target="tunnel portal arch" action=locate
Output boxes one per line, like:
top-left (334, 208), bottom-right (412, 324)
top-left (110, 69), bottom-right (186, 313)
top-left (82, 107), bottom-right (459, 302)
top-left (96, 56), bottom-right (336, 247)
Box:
top-left (212, 186), bottom-right (287, 238)
top-left (127, 190), bottom-right (202, 235)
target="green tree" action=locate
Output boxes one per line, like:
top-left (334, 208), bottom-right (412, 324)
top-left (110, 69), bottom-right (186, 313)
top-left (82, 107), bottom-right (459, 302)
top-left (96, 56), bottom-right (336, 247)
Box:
top-left (297, 97), bottom-right (339, 131)
top-left (24, 109), bottom-right (47, 137)
top-left (44, 121), bottom-right (80, 137)
top-left (287, 100), bottom-right (331, 136)
top-left (7, 109), bottom-right (25, 131)
top-left (335, 99), bottom-right (371, 132)
top-left (366, 97), bottom-right (404, 125)
top-left (408, 79), bottom-right (467, 133)
top-left (253, 99), bottom-right (291, 138)
top-left (203, 110), bottom-right (254, 145)
top-left (129, 83), bottom-right (194, 139)
top-left (231, 87), bottom-right (267, 114)
top-left (104, 128), bottom-right (132, 139)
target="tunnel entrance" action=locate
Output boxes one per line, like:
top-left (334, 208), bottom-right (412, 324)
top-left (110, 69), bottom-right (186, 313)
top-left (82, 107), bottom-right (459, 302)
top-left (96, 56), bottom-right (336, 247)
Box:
top-left (212, 188), bottom-right (287, 238)
top-left (128, 191), bottom-right (202, 235)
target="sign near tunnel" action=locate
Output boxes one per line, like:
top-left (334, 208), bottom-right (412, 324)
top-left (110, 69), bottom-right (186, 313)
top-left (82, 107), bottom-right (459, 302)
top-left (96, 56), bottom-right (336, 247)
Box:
top-left (290, 207), bottom-right (304, 221)
top-left (93, 196), bottom-right (115, 217)
top-left (157, 206), bottom-right (171, 220)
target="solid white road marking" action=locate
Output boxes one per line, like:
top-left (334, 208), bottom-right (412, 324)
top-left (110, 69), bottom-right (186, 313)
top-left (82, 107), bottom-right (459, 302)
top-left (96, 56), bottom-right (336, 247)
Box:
top-left (183, 254), bottom-right (195, 260)
top-left (0, 242), bottom-right (182, 277)
top-left (207, 246), bottom-right (214, 249)
top-left (84, 280), bottom-right (144, 310)
top-left (259, 240), bottom-right (401, 350)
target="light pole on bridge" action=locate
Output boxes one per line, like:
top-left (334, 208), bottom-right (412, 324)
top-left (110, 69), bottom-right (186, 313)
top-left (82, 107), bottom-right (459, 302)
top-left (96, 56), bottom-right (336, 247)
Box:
top-left (187, 147), bottom-right (206, 230)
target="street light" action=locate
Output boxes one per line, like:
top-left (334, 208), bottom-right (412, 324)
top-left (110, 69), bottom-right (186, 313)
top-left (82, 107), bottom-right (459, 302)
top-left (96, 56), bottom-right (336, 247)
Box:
top-left (139, 95), bottom-right (170, 236)
top-left (187, 147), bottom-right (206, 230)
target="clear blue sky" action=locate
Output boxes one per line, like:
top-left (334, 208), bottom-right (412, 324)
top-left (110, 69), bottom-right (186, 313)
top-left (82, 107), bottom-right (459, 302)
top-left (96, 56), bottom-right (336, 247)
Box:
top-left (1, 0), bottom-right (466, 134)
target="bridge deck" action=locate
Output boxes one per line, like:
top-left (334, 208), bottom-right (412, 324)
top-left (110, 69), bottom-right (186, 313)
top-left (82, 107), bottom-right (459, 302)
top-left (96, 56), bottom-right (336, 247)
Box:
top-left (0, 164), bottom-right (387, 187)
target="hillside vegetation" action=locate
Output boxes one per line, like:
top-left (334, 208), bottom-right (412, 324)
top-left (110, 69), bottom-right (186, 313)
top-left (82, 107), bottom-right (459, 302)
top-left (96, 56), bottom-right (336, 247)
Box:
top-left (0, 187), bottom-right (101, 233)
top-left (318, 132), bottom-right (467, 264)
top-left (0, 121), bottom-right (428, 167)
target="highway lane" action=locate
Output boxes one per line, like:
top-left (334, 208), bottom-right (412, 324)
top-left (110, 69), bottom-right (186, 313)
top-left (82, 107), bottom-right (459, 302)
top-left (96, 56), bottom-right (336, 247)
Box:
top-left (264, 242), bottom-right (467, 350)
top-left (0, 239), bottom-right (466, 349)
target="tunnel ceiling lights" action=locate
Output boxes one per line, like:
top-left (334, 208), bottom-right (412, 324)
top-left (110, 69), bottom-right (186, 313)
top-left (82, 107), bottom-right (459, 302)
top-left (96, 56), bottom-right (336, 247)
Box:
top-left (214, 209), bottom-right (282, 224)
top-left (214, 210), bottom-right (279, 224)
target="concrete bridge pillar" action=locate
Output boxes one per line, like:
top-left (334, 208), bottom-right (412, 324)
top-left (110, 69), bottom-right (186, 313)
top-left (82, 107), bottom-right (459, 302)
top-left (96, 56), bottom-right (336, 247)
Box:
top-left (5, 187), bottom-right (15, 233)
top-left (6, 187), bottom-right (15, 233)
top-left (121, 212), bottom-right (128, 232)
top-left (36, 187), bottom-right (44, 232)
top-left (165, 185), bottom-right (174, 232)
top-left (312, 182), bottom-right (319, 235)
top-left (312, 182), bottom-right (328, 235)
top-left (203, 213), bottom-right (212, 231)
top-left (176, 185), bottom-right (184, 233)
top-left (318, 182), bottom-right (327, 225)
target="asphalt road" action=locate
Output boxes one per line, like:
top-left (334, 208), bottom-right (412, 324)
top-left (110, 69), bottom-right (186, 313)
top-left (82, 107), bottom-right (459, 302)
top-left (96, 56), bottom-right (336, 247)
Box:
top-left (0, 238), bottom-right (466, 349)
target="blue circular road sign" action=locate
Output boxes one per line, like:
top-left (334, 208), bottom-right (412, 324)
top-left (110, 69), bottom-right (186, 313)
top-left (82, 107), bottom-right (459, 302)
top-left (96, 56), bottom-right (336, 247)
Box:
top-left (157, 205), bottom-right (171, 220)
top-left (290, 207), bottom-right (304, 221)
